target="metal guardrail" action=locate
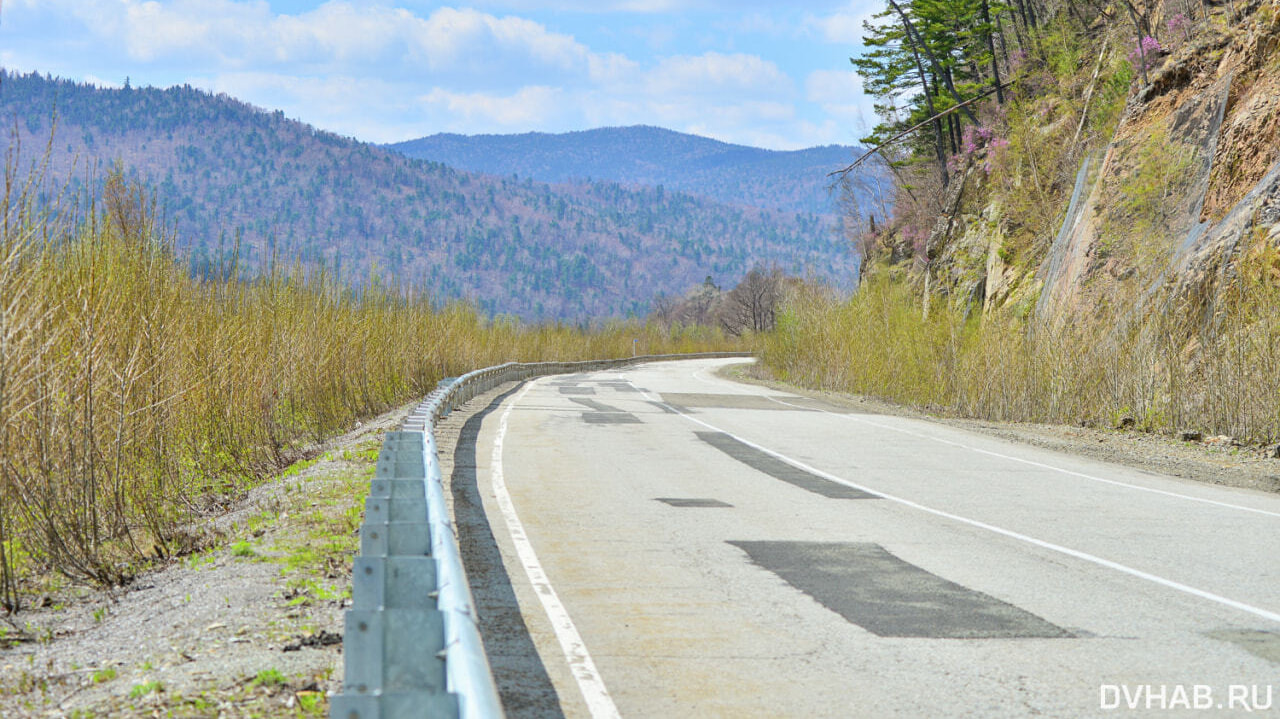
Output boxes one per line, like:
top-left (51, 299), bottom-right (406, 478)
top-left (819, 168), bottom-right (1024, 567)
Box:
top-left (331, 352), bottom-right (751, 719)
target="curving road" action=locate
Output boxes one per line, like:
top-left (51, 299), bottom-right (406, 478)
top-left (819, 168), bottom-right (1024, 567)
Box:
top-left (452, 358), bottom-right (1280, 718)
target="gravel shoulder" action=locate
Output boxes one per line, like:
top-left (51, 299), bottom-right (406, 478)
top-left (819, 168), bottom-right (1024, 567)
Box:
top-left (724, 362), bottom-right (1280, 495)
top-left (0, 402), bottom-right (414, 718)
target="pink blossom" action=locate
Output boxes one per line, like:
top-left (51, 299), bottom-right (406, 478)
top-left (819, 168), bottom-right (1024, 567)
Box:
top-left (1128, 36), bottom-right (1162, 63)
top-left (951, 124), bottom-right (1008, 175)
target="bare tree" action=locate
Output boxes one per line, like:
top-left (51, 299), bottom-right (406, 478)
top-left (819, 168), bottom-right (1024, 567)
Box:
top-left (719, 265), bottom-right (784, 336)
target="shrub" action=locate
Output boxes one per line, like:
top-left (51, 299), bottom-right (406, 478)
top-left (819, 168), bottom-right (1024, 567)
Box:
top-left (0, 167), bottom-right (740, 604)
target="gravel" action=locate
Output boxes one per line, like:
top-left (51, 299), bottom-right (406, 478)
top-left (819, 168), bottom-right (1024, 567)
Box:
top-left (0, 402), bottom-right (414, 718)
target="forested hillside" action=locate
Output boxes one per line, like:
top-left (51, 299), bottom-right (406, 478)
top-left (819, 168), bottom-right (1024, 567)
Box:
top-left (387, 126), bottom-right (859, 218)
top-left (0, 72), bottom-right (853, 319)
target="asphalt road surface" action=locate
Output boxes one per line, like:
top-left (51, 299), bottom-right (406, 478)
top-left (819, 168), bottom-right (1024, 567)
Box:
top-left (452, 358), bottom-right (1280, 718)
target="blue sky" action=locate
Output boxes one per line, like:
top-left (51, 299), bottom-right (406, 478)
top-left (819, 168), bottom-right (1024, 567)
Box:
top-left (0, 0), bottom-right (882, 150)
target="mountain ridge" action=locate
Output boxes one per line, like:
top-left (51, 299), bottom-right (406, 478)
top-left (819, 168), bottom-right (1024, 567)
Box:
top-left (0, 71), bottom-right (857, 320)
top-left (387, 125), bottom-right (859, 218)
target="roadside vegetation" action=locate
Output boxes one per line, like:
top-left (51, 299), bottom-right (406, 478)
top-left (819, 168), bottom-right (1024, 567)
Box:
top-left (1, 434), bottom-right (382, 716)
top-left (764, 262), bottom-right (1280, 442)
top-left (0, 165), bottom-right (737, 612)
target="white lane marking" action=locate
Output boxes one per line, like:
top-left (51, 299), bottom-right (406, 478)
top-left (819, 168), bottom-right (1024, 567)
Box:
top-left (765, 396), bottom-right (1280, 520)
top-left (492, 380), bottom-right (622, 718)
top-left (630, 381), bottom-right (1280, 626)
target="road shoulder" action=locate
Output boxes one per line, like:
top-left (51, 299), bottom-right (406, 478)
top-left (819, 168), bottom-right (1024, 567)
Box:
top-left (723, 361), bottom-right (1280, 495)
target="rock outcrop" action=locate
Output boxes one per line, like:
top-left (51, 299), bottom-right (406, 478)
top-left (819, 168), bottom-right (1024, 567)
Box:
top-left (919, 0), bottom-right (1280, 325)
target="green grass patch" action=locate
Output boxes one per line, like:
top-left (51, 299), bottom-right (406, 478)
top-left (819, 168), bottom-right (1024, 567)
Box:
top-left (251, 668), bottom-right (287, 688)
top-left (128, 681), bottom-right (163, 700)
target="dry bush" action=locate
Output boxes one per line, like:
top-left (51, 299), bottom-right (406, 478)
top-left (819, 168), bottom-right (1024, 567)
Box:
top-left (0, 167), bottom-right (738, 606)
top-left (763, 260), bottom-right (1280, 445)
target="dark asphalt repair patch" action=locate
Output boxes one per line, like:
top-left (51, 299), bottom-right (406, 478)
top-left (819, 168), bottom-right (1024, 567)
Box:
top-left (598, 381), bottom-right (640, 393)
top-left (655, 498), bottom-right (733, 508)
top-left (558, 386), bottom-right (596, 395)
top-left (568, 398), bottom-right (624, 413)
top-left (569, 397), bottom-right (641, 425)
top-left (695, 432), bottom-right (877, 499)
top-left (731, 541), bottom-right (1072, 639)
top-left (582, 413), bottom-right (642, 424)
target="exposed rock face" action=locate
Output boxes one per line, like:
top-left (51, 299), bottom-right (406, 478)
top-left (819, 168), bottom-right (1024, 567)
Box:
top-left (1031, 0), bottom-right (1280, 321)
top-left (1202, 3), bottom-right (1280, 222)
top-left (913, 1), bottom-right (1280, 323)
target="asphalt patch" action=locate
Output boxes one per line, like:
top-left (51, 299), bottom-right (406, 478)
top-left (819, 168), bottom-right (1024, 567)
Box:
top-left (568, 398), bottom-right (626, 413)
top-left (655, 498), bottom-right (733, 508)
top-left (731, 541), bottom-right (1072, 639)
top-left (558, 387), bottom-right (596, 395)
top-left (570, 397), bottom-right (642, 425)
top-left (647, 401), bottom-right (679, 415)
top-left (582, 413), bottom-right (642, 424)
top-left (695, 432), bottom-right (877, 499)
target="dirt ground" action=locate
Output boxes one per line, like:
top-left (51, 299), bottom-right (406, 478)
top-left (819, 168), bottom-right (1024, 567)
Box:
top-left (3, 361), bottom-right (1278, 718)
top-left (0, 402), bottom-right (413, 718)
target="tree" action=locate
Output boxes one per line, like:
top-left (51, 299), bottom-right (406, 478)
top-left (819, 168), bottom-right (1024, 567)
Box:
top-left (719, 265), bottom-right (785, 336)
top-left (854, 5), bottom-right (953, 188)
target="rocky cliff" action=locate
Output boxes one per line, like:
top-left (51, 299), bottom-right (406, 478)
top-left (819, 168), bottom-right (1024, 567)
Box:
top-left (893, 0), bottom-right (1280, 326)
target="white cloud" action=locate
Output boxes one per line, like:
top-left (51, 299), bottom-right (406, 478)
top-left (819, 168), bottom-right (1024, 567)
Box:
top-left (646, 52), bottom-right (792, 97)
top-left (806, 69), bottom-right (875, 137)
top-left (442, 0), bottom-right (785, 12)
top-left (1, 0), bottom-right (877, 150)
top-left (81, 74), bottom-right (125, 89)
top-left (26, 0), bottom-right (613, 84)
top-left (806, 68), bottom-right (863, 103)
top-left (420, 86), bottom-right (566, 130)
top-left (805, 1), bottom-right (883, 45)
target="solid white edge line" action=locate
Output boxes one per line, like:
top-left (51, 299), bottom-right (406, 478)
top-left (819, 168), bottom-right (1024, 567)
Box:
top-left (628, 379), bottom-right (1280, 627)
top-left (765, 396), bottom-right (1280, 520)
top-left (491, 379), bottom-right (622, 719)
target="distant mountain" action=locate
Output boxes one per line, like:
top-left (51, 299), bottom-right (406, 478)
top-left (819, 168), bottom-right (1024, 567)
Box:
top-left (1, 72), bottom-right (856, 320)
top-left (387, 126), bottom-right (859, 218)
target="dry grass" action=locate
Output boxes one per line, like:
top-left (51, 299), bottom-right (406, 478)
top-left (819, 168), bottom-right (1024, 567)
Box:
top-left (763, 264), bottom-right (1280, 446)
top-left (0, 166), bottom-right (737, 608)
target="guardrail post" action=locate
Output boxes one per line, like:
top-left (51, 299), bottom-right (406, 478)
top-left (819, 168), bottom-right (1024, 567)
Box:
top-left (332, 431), bottom-right (459, 718)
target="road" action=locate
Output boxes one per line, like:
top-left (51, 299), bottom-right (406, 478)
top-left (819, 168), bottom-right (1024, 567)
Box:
top-left (451, 358), bottom-right (1280, 718)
